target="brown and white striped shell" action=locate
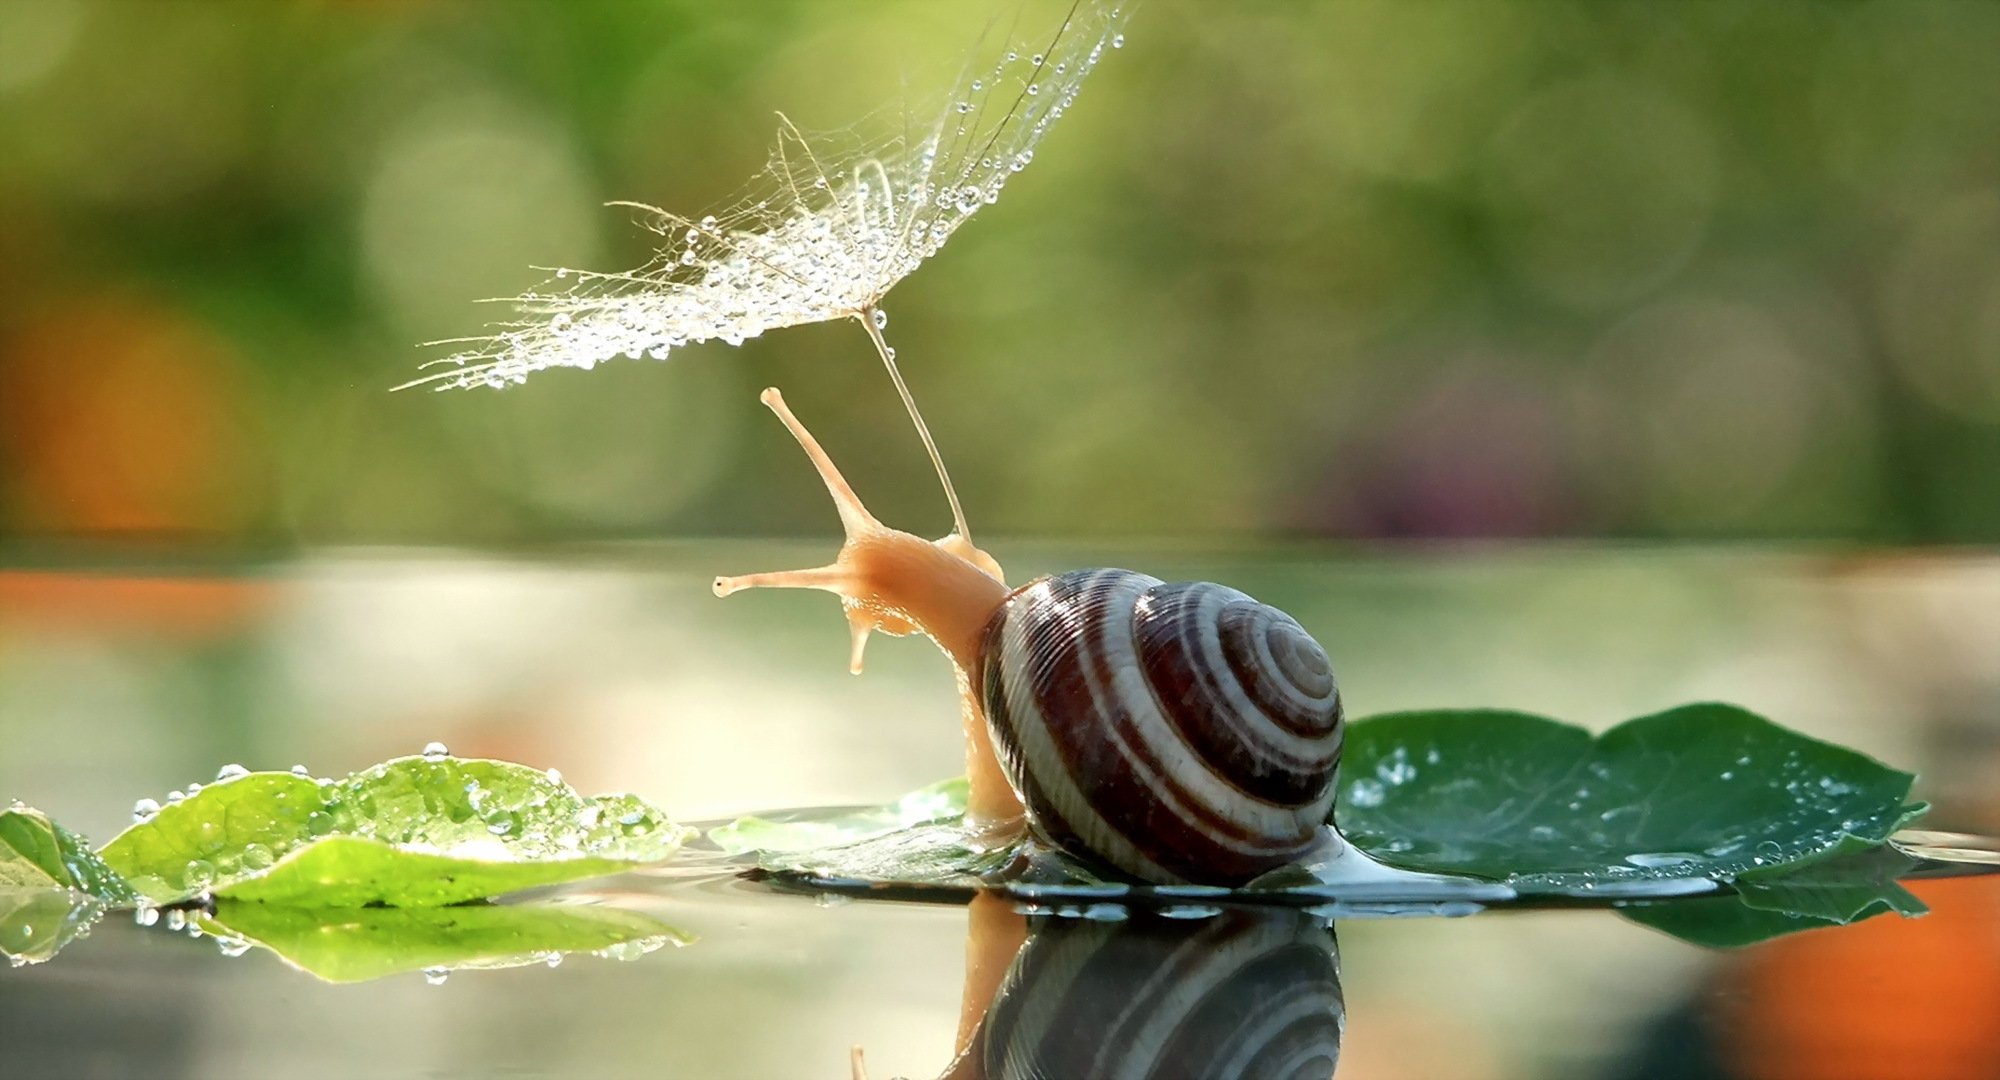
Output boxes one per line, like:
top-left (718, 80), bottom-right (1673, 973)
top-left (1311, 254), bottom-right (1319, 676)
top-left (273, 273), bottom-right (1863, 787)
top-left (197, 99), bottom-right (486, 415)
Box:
top-left (969, 909), bottom-right (1344, 1079)
top-left (978, 569), bottom-right (1344, 885)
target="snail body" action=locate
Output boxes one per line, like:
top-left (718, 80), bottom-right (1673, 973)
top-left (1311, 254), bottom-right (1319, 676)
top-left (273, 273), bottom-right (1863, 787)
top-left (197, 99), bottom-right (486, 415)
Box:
top-left (715, 388), bottom-right (1343, 886)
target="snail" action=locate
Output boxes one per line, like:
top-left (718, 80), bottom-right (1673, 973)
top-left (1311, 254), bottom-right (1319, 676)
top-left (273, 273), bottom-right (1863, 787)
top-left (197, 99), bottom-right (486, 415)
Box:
top-left (715, 388), bottom-right (1344, 886)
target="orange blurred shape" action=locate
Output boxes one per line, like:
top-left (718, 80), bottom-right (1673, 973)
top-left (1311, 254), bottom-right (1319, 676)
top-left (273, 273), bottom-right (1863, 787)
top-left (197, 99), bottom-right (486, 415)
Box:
top-left (1, 294), bottom-right (259, 536)
top-left (1727, 877), bottom-right (2000, 1080)
top-left (0, 571), bottom-right (273, 637)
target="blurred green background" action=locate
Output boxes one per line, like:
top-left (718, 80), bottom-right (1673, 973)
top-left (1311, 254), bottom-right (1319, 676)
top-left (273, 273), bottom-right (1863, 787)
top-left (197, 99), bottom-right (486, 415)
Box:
top-left (4, 0), bottom-right (2000, 546)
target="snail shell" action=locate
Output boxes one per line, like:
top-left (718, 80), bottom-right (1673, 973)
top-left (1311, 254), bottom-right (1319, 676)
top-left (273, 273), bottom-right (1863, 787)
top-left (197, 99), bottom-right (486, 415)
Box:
top-left (970, 907), bottom-right (1345, 1080)
top-left (979, 569), bottom-right (1344, 885)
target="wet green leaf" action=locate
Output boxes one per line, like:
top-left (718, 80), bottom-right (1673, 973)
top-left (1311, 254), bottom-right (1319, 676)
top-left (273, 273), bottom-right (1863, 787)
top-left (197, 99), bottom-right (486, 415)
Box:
top-left (100, 758), bottom-right (692, 906)
top-left (98, 774), bottom-right (325, 901)
top-left (760, 822), bottom-right (1011, 889)
top-left (1621, 849), bottom-right (1925, 948)
top-left (1338, 703), bottom-right (1925, 891)
top-left (0, 805), bottom-right (136, 903)
top-left (199, 899), bottom-right (690, 983)
top-left (709, 777), bottom-right (968, 856)
top-left (0, 889), bottom-right (107, 966)
top-left (217, 836), bottom-right (674, 908)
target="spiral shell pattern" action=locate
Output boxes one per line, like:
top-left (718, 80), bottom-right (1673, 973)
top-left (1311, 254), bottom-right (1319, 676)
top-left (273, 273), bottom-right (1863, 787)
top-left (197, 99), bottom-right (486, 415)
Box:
top-left (979, 569), bottom-right (1343, 885)
top-left (975, 910), bottom-right (1344, 1079)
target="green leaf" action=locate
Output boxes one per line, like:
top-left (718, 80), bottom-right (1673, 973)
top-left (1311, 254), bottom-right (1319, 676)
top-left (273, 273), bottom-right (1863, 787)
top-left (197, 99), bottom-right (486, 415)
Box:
top-left (198, 899), bottom-right (690, 983)
top-left (0, 889), bottom-right (107, 966)
top-left (98, 774), bottom-right (327, 901)
top-left (0, 805), bottom-right (136, 903)
top-left (1621, 848), bottom-right (1926, 948)
top-left (1338, 703), bottom-right (1924, 891)
top-left (100, 758), bottom-right (692, 906)
top-left (709, 777), bottom-right (968, 856)
top-left (758, 822), bottom-right (1012, 889)
top-left (217, 836), bottom-right (674, 908)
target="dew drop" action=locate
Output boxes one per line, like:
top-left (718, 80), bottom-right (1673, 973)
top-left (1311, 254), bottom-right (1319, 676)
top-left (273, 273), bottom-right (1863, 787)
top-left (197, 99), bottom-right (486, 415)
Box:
top-left (239, 844), bottom-right (275, 872)
top-left (166, 790), bottom-right (186, 804)
top-left (131, 798), bottom-right (160, 822)
top-left (218, 938), bottom-right (253, 958)
top-left (134, 906), bottom-right (159, 928)
top-left (215, 763), bottom-right (249, 783)
top-left (1026, 84), bottom-right (1040, 96)
top-left (1112, 33), bottom-right (1125, 48)
top-left (871, 308), bottom-right (888, 330)
top-left (289, 765), bottom-right (311, 779)
top-left (423, 967), bottom-right (450, 986)
top-left (545, 767), bottom-right (563, 785)
top-left (421, 742), bottom-right (450, 761)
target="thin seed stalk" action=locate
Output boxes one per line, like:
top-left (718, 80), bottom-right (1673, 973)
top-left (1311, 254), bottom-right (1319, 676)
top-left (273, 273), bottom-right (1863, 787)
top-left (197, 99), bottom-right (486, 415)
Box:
top-left (859, 306), bottom-right (972, 543)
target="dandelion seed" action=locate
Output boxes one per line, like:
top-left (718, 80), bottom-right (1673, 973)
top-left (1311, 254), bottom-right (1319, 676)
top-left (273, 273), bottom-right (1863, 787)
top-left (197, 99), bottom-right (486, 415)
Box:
top-left (400, 0), bottom-right (1134, 544)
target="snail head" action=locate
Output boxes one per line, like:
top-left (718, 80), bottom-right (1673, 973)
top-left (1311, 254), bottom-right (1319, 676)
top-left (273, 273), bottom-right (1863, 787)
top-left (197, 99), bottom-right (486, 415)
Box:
top-left (712, 388), bottom-right (1009, 676)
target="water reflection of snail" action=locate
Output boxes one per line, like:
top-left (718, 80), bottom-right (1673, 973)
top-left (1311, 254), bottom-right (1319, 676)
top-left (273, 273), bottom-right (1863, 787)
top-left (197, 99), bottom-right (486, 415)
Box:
top-left (716, 389), bottom-right (1345, 886)
top-left (854, 896), bottom-right (1346, 1080)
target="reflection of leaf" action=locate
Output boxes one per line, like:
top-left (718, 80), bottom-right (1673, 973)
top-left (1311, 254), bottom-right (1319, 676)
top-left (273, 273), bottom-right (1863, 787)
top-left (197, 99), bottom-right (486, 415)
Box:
top-left (0, 889), bottom-right (106, 965)
top-left (0, 806), bottom-right (135, 903)
top-left (1338, 704), bottom-right (1924, 891)
top-left (199, 899), bottom-right (690, 984)
top-left (710, 778), bottom-right (968, 856)
top-left (100, 758), bottom-right (691, 906)
top-left (1623, 847), bottom-right (1927, 949)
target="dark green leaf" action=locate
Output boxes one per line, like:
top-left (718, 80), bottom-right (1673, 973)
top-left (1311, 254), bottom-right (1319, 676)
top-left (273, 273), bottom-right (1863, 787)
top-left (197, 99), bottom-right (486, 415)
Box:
top-left (1621, 848), bottom-right (1925, 948)
top-left (1338, 703), bottom-right (1924, 891)
top-left (198, 899), bottom-right (690, 983)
